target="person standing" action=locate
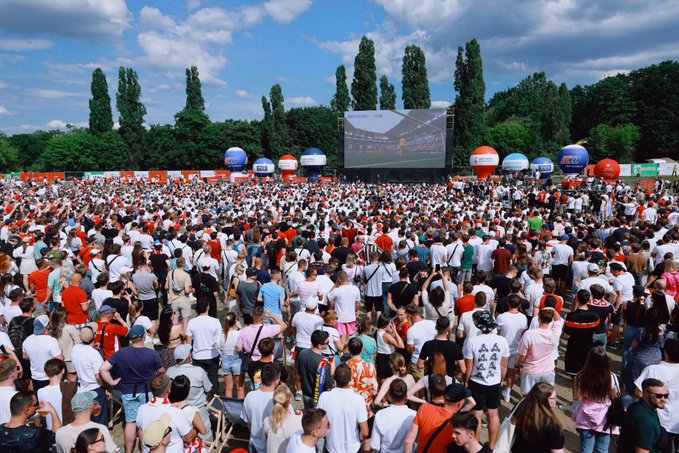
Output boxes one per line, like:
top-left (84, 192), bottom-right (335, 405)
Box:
top-left (496, 295), bottom-right (528, 401)
top-left (241, 364), bottom-right (280, 453)
top-left (463, 311), bottom-right (509, 450)
top-left (370, 379), bottom-right (416, 453)
top-left (327, 271), bottom-right (362, 345)
top-left (405, 303), bottom-right (436, 381)
top-left (285, 408), bottom-right (330, 453)
top-left (71, 323), bottom-right (108, 425)
top-left (186, 298), bottom-right (222, 393)
top-left (295, 330), bottom-right (334, 409)
top-left (0, 358), bottom-right (19, 425)
top-left (618, 378), bottom-right (668, 453)
top-left (54, 391), bottom-right (119, 453)
top-left (132, 259), bottom-right (160, 326)
top-left (237, 267), bottom-right (261, 325)
top-left (192, 264), bottom-right (220, 319)
top-left (22, 315), bottom-right (64, 392)
top-left (61, 273), bottom-right (91, 327)
top-left (0, 391), bottom-right (61, 452)
top-left (166, 257), bottom-right (192, 332)
top-left (516, 307), bottom-right (563, 396)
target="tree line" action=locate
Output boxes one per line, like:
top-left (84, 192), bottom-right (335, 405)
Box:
top-left (0, 37), bottom-right (677, 172)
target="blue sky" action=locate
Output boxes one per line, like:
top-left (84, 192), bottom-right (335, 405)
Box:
top-left (1, 0), bottom-right (678, 136)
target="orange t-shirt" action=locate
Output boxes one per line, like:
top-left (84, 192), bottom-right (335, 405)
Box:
top-left (455, 294), bottom-right (477, 316)
top-left (62, 286), bottom-right (89, 324)
top-left (539, 293), bottom-right (564, 313)
top-left (414, 403), bottom-right (456, 453)
top-left (28, 269), bottom-right (51, 303)
top-left (96, 321), bottom-right (130, 360)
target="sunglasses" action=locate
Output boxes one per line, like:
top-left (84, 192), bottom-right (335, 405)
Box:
top-left (93, 436), bottom-right (105, 444)
top-left (650, 392), bottom-right (670, 399)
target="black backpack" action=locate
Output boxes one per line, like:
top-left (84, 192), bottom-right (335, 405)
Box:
top-left (8, 316), bottom-right (32, 356)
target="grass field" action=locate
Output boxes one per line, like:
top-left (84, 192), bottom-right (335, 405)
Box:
top-left (345, 152), bottom-right (446, 169)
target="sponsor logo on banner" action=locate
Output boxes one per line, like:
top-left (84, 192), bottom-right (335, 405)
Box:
top-left (255, 165), bottom-right (269, 172)
top-left (560, 156), bottom-right (584, 165)
top-left (300, 155), bottom-right (327, 166)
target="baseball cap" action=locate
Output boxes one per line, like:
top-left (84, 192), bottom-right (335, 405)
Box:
top-left (587, 263), bottom-right (600, 273)
top-left (473, 310), bottom-right (498, 333)
top-left (128, 324), bottom-right (146, 339)
top-left (143, 413), bottom-right (173, 449)
top-left (305, 295), bottom-right (319, 310)
top-left (560, 234), bottom-right (570, 241)
top-left (100, 305), bottom-right (116, 315)
top-left (79, 323), bottom-right (99, 343)
top-left (174, 344), bottom-right (192, 363)
top-left (444, 383), bottom-right (472, 403)
top-left (33, 315), bottom-right (49, 335)
top-left (71, 391), bottom-right (97, 413)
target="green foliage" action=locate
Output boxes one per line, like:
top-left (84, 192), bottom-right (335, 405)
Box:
top-left (331, 65), bottom-right (351, 113)
top-left (484, 120), bottom-right (536, 158)
top-left (379, 75), bottom-right (396, 110)
top-left (286, 106), bottom-right (338, 170)
top-left (587, 123), bottom-right (640, 162)
top-left (351, 36), bottom-right (378, 111)
top-left (0, 138), bottom-right (20, 171)
top-left (116, 67), bottom-right (147, 168)
top-left (184, 66), bottom-right (205, 111)
top-left (401, 45), bottom-right (431, 109)
top-left (145, 125), bottom-right (179, 169)
top-left (9, 130), bottom-right (62, 170)
top-left (453, 39), bottom-right (486, 168)
top-left (89, 68), bottom-right (113, 135)
top-left (259, 85), bottom-right (287, 160)
top-left (36, 130), bottom-right (127, 171)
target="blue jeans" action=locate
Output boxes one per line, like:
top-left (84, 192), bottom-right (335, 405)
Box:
top-left (193, 356), bottom-right (220, 395)
top-left (592, 332), bottom-right (608, 349)
top-left (381, 282), bottom-right (392, 314)
top-left (623, 325), bottom-right (639, 367)
top-left (48, 301), bottom-right (62, 313)
top-left (578, 429), bottom-right (611, 453)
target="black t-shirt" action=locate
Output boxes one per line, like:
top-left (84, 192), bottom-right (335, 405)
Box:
top-left (511, 421), bottom-right (564, 453)
top-left (0, 424), bottom-right (55, 453)
top-left (496, 295), bottom-right (530, 315)
top-left (104, 296), bottom-right (130, 322)
top-left (563, 308), bottom-right (600, 373)
top-left (587, 300), bottom-right (615, 334)
top-left (331, 247), bottom-right (352, 267)
top-left (406, 260), bottom-right (424, 281)
top-left (247, 360), bottom-right (288, 387)
top-left (192, 272), bottom-right (219, 300)
top-left (296, 348), bottom-right (333, 398)
top-left (149, 253), bottom-right (169, 278)
top-left (388, 281), bottom-right (419, 309)
top-left (490, 275), bottom-right (512, 300)
top-left (448, 444), bottom-right (491, 453)
top-left (418, 339), bottom-right (464, 377)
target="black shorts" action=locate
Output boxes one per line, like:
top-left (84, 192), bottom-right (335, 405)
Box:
top-left (552, 264), bottom-right (570, 281)
top-left (365, 296), bottom-right (383, 312)
top-left (141, 298), bottom-right (159, 321)
top-left (468, 380), bottom-right (502, 411)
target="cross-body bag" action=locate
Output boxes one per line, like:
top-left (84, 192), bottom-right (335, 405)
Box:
top-left (242, 325), bottom-right (264, 371)
top-left (422, 417), bottom-right (450, 453)
top-left (447, 244), bottom-right (460, 267)
top-left (363, 267), bottom-right (380, 286)
top-left (170, 270), bottom-right (183, 294)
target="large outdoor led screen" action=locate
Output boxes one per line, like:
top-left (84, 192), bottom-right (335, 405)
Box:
top-left (344, 109), bottom-right (447, 169)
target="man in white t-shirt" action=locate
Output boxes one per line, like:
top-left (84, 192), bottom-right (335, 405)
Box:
top-left (136, 373), bottom-right (195, 453)
top-left (457, 293), bottom-right (487, 343)
top-left (471, 271), bottom-right (494, 311)
top-left (0, 358), bottom-right (19, 425)
top-left (551, 234), bottom-right (573, 296)
top-left (22, 315), bottom-right (64, 392)
top-left (370, 378), bottom-right (416, 453)
top-left (37, 358), bottom-right (66, 431)
top-left (71, 322), bottom-right (108, 425)
top-left (291, 298), bottom-right (324, 350)
top-left (317, 364), bottom-right (370, 453)
top-left (105, 244), bottom-right (133, 283)
top-left (286, 408), bottom-right (329, 453)
top-left (463, 311), bottom-right (509, 451)
top-left (186, 298), bottom-right (222, 393)
top-left (496, 295), bottom-right (528, 402)
top-left (405, 303), bottom-right (436, 381)
top-left (327, 271), bottom-right (361, 342)
top-left (241, 364), bottom-right (279, 453)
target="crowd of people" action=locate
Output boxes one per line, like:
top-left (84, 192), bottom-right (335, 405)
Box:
top-left (0, 174), bottom-right (678, 453)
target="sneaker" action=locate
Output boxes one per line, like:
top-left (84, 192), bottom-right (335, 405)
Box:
top-left (295, 390), bottom-right (303, 401)
top-left (502, 387), bottom-right (511, 402)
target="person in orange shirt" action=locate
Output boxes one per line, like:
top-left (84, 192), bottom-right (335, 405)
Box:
top-left (77, 236), bottom-right (98, 268)
top-left (61, 273), bottom-right (91, 325)
top-left (455, 282), bottom-right (477, 318)
top-left (536, 278), bottom-right (564, 315)
top-left (28, 259), bottom-right (52, 312)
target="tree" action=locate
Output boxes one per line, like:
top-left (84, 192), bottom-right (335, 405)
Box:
top-left (0, 138), bottom-right (20, 171)
top-left (89, 68), bottom-right (113, 135)
top-left (351, 36), bottom-right (378, 111)
top-left (401, 45), bottom-right (431, 109)
top-left (557, 83), bottom-right (572, 145)
top-left (484, 120), bottom-right (535, 158)
top-left (259, 85), bottom-right (287, 160)
top-left (184, 65), bottom-right (205, 111)
top-left (202, 120), bottom-right (264, 166)
top-left (116, 67), bottom-right (147, 168)
top-left (379, 75), bottom-right (396, 110)
top-left (330, 65), bottom-right (351, 113)
top-left (9, 130), bottom-right (62, 170)
top-left (286, 106), bottom-right (339, 170)
top-left (453, 39), bottom-right (486, 168)
top-left (588, 123), bottom-right (640, 162)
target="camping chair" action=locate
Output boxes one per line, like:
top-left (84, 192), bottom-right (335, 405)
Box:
top-left (206, 396), bottom-right (249, 452)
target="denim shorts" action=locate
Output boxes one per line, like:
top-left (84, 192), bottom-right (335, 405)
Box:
top-left (121, 392), bottom-right (153, 422)
top-left (221, 353), bottom-right (243, 376)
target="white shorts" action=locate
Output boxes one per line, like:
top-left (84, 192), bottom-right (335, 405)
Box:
top-left (521, 371), bottom-right (555, 396)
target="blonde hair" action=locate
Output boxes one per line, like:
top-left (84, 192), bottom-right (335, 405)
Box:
top-left (390, 352), bottom-right (408, 378)
top-left (270, 384), bottom-right (294, 432)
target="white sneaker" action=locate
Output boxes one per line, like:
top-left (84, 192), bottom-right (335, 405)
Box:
top-left (502, 387), bottom-right (511, 402)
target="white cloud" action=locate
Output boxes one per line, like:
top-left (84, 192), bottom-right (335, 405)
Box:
top-left (30, 88), bottom-right (82, 99)
top-left (50, 61), bottom-right (112, 73)
top-left (187, 0), bottom-right (202, 10)
top-left (140, 7), bottom-right (177, 30)
top-left (431, 100), bottom-right (450, 108)
top-left (0, 39), bottom-right (53, 51)
top-left (0, 0), bottom-right (131, 40)
top-left (14, 120), bottom-right (88, 133)
top-left (287, 96), bottom-right (318, 106)
top-left (263, 0), bottom-right (313, 25)
top-left (0, 105), bottom-right (14, 116)
top-left (236, 90), bottom-right (252, 98)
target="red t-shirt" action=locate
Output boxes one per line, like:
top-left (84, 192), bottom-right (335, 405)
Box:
top-left (455, 294), bottom-right (477, 316)
top-left (414, 403), bottom-right (457, 453)
top-left (62, 286), bottom-right (89, 324)
top-left (375, 234), bottom-right (393, 252)
top-left (491, 248), bottom-right (512, 274)
top-left (29, 269), bottom-right (51, 303)
top-left (96, 321), bottom-right (130, 360)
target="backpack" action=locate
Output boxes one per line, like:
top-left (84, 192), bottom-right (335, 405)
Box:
top-left (8, 317), bottom-right (32, 356)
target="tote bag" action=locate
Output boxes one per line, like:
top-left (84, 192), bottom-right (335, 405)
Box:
top-left (494, 398), bottom-right (523, 453)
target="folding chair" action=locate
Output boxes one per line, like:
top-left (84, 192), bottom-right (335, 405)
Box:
top-left (206, 396), bottom-right (250, 452)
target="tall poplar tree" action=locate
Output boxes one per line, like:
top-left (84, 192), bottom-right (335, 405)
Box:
top-left (175, 66), bottom-right (210, 168)
top-left (184, 65), bottom-right (205, 111)
top-left (401, 45), bottom-right (431, 109)
top-left (453, 39), bottom-right (486, 168)
top-left (331, 65), bottom-right (351, 113)
top-left (379, 75), bottom-right (396, 110)
top-left (116, 67), bottom-right (147, 168)
top-left (89, 68), bottom-right (113, 135)
top-left (351, 36), bottom-right (378, 111)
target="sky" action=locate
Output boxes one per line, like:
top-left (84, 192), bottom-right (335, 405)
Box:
top-left (0, 0), bottom-right (678, 136)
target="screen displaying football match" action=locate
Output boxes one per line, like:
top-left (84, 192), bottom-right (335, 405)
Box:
top-left (343, 108), bottom-right (447, 169)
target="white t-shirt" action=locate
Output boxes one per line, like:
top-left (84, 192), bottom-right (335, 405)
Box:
top-left (496, 311), bottom-right (528, 353)
top-left (0, 331), bottom-right (13, 351)
top-left (317, 387), bottom-right (368, 453)
top-left (3, 305), bottom-right (22, 327)
top-left (406, 319), bottom-right (436, 364)
top-left (613, 272), bottom-right (635, 302)
top-left (263, 412), bottom-right (303, 453)
top-left (91, 288), bottom-right (113, 311)
top-left (580, 277), bottom-right (614, 295)
top-left (463, 333), bottom-right (510, 386)
top-left (106, 255), bottom-right (132, 282)
top-left (471, 285), bottom-right (494, 310)
top-left (186, 315), bottom-right (221, 360)
top-left (55, 421), bottom-right (118, 453)
top-left (524, 283), bottom-right (544, 311)
top-left (446, 242), bottom-right (464, 268)
top-left (328, 285), bottom-right (360, 323)
top-left (71, 343), bottom-right (103, 391)
top-left (0, 386), bottom-right (18, 424)
top-left (37, 384), bottom-right (62, 430)
top-left (286, 432), bottom-right (316, 453)
top-left (457, 308), bottom-right (484, 340)
top-left (22, 334), bottom-right (62, 381)
top-left (634, 362), bottom-right (679, 434)
top-left (136, 400), bottom-right (193, 453)
top-left (370, 404), bottom-right (416, 453)
top-left (241, 389), bottom-right (275, 453)
top-left (552, 243), bottom-right (573, 266)
top-left (291, 312), bottom-right (323, 349)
